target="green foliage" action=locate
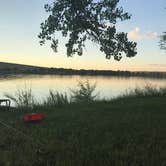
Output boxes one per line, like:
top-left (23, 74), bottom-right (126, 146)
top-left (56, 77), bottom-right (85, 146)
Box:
top-left (4, 87), bottom-right (35, 109)
top-left (39, 0), bottom-right (137, 60)
top-left (70, 80), bottom-right (98, 103)
top-left (160, 32), bottom-right (166, 50)
top-left (43, 90), bottom-right (69, 106)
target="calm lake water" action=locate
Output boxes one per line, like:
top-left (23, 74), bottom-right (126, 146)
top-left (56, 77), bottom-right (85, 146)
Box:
top-left (0, 74), bottom-right (166, 103)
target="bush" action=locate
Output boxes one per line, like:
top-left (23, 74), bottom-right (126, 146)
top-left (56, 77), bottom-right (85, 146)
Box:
top-left (70, 80), bottom-right (98, 103)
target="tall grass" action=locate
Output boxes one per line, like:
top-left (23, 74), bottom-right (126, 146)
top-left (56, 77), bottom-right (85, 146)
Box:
top-left (4, 87), bottom-right (35, 109)
top-left (43, 90), bottom-right (69, 107)
top-left (114, 84), bottom-right (166, 101)
top-left (3, 80), bottom-right (99, 108)
top-left (4, 82), bottom-right (166, 109)
top-left (43, 80), bottom-right (98, 106)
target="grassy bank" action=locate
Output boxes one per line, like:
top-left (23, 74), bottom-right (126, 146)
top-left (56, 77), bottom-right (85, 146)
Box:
top-left (0, 97), bottom-right (166, 165)
top-left (0, 86), bottom-right (166, 165)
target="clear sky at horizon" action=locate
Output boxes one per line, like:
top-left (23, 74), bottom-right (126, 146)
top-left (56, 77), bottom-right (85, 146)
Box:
top-left (0, 0), bottom-right (166, 71)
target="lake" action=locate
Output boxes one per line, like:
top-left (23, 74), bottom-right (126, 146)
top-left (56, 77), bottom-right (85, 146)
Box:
top-left (0, 75), bottom-right (166, 103)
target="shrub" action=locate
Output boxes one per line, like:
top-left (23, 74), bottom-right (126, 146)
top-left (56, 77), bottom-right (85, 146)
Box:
top-left (70, 80), bottom-right (98, 103)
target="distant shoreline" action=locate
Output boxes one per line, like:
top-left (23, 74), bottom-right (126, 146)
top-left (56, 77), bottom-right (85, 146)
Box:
top-left (0, 62), bottom-right (166, 78)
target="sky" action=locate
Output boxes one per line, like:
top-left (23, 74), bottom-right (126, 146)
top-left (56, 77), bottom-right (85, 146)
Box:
top-left (0, 0), bottom-right (166, 71)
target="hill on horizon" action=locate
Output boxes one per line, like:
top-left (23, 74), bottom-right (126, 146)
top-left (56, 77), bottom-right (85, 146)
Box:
top-left (0, 62), bottom-right (46, 70)
top-left (0, 61), bottom-right (166, 78)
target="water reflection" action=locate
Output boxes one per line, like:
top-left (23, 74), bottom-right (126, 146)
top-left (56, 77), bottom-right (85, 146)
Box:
top-left (0, 75), bottom-right (166, 101)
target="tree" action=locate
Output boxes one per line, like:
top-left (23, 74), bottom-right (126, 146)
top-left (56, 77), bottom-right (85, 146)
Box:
top-left (159, 7), bottom-right (166, 51)
top-left (160, 32), bottom-right (166, 50)
top-left (38, 0), bottom-right (137, 61)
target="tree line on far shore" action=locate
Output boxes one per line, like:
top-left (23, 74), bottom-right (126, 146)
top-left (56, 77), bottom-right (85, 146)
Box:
top-left (0, 66), bottom-right (166, 78)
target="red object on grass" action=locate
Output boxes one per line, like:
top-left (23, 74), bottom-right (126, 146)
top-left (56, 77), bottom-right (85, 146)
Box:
top-left (23, 113), bottom-right (45, 122)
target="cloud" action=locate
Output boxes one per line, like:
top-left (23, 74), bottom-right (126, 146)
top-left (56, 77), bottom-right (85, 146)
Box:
top-left (128, 27), bottom-right (158, 40)
top-left (128, 27), bottom-right (143, 39)
top-left (148, 64), bottom-right (166, 68)
top-left (146, 32), bottom-right (158, 38)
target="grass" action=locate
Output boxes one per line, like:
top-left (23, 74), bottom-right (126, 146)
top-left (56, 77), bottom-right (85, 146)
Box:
top-left (43, 90), bottom-right (69, 107)
top-left (4, 80), bottom-right (99, 108)
top-left (0, 86), bottom-right (166, 165)
top-left (4, 86), bottom-right (35, 109)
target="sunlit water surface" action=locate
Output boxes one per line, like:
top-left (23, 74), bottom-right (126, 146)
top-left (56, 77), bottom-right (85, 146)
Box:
top-left (0, 75), bottom-right (166, 105)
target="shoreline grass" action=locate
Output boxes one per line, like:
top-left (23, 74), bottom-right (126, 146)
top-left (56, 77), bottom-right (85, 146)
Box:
top-left (4, 83), bottom-right (166, 108)
top-left (0, 85), bottom-right (166, 165)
